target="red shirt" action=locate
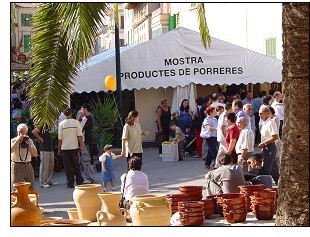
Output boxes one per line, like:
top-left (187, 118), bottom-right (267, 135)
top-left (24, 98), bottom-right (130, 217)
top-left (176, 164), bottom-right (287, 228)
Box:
top-left (225, 124), bottom-right (240, 152)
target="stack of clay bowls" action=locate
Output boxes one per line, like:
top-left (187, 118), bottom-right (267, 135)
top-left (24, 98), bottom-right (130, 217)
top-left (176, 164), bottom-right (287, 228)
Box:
top-left (201, 198), bottom-right (214, 218)
top-left (178, 201), bottom-right (205, 226)
top-left (251, 190), bottom-right (277, 220)
top-left (220, 193), bottom-right (247, 224)
top-left (214, 194), bottom-right (225, 216)
top-left (239, 184), bottom-right (265, 212)
top-left (165, 193), bottom-right (189, 215)
top-left (178, 186), bottom-right (203, 201)
top-left (267, 187), bottom-right (278, 210)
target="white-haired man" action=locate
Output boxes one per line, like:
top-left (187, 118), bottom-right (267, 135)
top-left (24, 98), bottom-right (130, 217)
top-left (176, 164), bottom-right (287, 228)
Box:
top-left (11, 123), bottom-right (38, 190)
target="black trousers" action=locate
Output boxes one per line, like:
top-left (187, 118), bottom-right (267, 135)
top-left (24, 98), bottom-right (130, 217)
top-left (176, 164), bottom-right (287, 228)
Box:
top-left (61, 149), bottom-right (84, 187)
top-left (262, 143), bottom-right (279, 185)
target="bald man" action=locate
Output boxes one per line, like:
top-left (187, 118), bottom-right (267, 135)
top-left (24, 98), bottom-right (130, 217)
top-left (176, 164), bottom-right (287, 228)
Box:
top-left (236, 117), bottom-right (255, 173)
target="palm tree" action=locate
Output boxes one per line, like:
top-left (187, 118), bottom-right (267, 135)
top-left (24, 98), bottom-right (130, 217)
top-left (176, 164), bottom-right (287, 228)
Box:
top-left (275, 3), bottom-right (309, 226)
top-left (28, 3), bottom-right (109, 129)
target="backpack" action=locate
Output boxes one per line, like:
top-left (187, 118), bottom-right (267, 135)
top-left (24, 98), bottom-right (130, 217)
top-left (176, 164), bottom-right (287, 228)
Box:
top-left (193, 106), bottom-right (205, 129)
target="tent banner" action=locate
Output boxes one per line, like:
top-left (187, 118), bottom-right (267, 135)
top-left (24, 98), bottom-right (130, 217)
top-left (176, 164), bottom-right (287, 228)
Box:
top-left (74, 27), bottom-right (282, 93)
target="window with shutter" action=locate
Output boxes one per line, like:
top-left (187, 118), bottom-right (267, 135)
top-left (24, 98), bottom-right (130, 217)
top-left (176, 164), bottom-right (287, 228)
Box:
top-left (23, 34), bottom-right (31, 53)
top-left (21, 14), bottom-right (32, 26)
top-left (265, 38), bottom-right (277, 58)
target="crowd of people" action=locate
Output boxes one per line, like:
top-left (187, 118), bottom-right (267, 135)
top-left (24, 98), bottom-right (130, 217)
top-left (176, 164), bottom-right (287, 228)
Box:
top-left (11, 87), bottom-right (283, 209)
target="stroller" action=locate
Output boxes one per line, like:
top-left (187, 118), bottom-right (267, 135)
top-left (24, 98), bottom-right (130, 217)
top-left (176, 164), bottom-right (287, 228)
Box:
top-left (183, 133), bottom-right (196, 157)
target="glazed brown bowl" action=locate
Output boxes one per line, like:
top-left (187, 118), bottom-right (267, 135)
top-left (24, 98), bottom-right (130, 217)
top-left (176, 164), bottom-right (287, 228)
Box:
top-left (253, 190), bottom-right (277, 199)
top-left (250, 196), bottom-right (275, 204)
top-left (251, 204), bottom-right (275, 212)
top-left (187, 195), bottom-right (203, 201)
top-left (178, 201), bottom-right (204, 208)
top-left (222, 202), bottom-right (246, 210)
top-left (178, 206), bottom-right (204, 213)
top-left (223, 206), bottom-right (247, 214)
top-left (224, 212), bottom-right (247, 224)
top-left (252, 210), bottom-right (274, 220)
top-left (239, 184), bottom-right (265, 192)
top-left (179, 211), bottom-right (204, 218)
top-left (204, 208), bottom-right (214, 218)
top-left (180, 215), bottom-right (205, 226)
top-left (166, 193), bottom-right (189, 201)
top-left (202, 201), bottom-right (215, 209)
top-left (179, 190), bottom-right (203, 196)
top-left (179, 186), bottom-right (203, 192)
top-left (221, 194), bottom-right (246, 205)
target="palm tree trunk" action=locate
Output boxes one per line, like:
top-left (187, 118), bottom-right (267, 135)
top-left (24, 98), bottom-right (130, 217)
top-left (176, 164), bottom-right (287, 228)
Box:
top-left (276, 3), bottom-right (309, 226)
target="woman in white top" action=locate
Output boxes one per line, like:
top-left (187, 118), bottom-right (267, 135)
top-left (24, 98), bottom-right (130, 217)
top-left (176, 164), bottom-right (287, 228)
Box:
top-left (120, 156), bottom-right (149, 207)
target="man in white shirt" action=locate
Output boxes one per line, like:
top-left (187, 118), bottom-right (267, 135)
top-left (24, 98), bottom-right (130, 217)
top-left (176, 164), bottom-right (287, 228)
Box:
top-left (271, 91), bottom-right (284, 139)
top-left (257, 106), bottom-right (279, 185)
top-left (58, 108), bottom-right (84, 188)
top-left (236, 117), bottom-right (255, 173)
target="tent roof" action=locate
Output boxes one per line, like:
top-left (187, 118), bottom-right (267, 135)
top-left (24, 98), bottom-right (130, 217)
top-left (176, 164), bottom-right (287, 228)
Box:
top-left (73, 27), bottom-right (282, 93)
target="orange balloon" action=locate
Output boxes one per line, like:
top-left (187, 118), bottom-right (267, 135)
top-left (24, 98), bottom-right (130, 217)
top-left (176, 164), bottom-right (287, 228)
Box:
top-left (105, 75), bottom-right (116, 91)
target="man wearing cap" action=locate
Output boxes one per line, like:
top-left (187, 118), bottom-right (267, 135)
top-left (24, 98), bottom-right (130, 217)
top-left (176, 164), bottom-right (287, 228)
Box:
top-left (58, 108), bottom-right (84, 188)
top-left (257, 106), bottom-right (279, 185)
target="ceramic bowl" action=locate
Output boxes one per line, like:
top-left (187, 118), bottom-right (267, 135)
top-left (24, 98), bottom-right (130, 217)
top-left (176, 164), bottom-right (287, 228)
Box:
top-left (179, 215), bottom-right (205, 226)
top-left (239, 184), bottom-right (265, 192)
top-left (222, 201), bottom-right (246, 210)
top-left (51, 219), bottom-right (91, 226)
top-left (250, 196), bottom-right (275, 204)
top-left (204, 208), bottom-right (214, 218)
top-left (178, 201), bottom-right (204, 208)
top-left (179, 190), bottom-right (203, 196)
top-left (223, 206), bottom-right (247, 214)
top-left (41, 217), bottom-right (63, 225)
top-left (221, 195), bottom-right (246, 205)
top-left (166, 194), bottom-right (189, 202)
top-left (202, 201), bottom-right (215, 209)
top-left (253, 190), bottom-right (277, 199)
top-left (187, 195), bottom-right (203, 201)
top-left (252, 210), bottom-right (274, 220)
top-left (179, 211), bottom-right (204, 217)
top-left (179, 186), bottom-right (203, 192)
top-left (251, 204), bottom-right (275, 212)
top-left (224, 212), bottom-right (247, 223)
top-left (178, 206), bottom-right (204, 213)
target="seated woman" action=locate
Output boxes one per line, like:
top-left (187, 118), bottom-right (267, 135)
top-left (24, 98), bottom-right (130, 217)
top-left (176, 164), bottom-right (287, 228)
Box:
top-left (205, 153), bottom-right (245, 196)
top-left (120, 156), bottom-right (149, 209)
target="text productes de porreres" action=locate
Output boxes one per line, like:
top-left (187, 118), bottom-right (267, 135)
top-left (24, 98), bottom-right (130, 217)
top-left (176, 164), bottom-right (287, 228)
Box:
top-left (121, 56), bottom-right (244, 80)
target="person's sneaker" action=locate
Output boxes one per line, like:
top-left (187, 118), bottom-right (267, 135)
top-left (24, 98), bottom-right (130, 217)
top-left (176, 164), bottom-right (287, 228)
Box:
top-left (159, 154), bottom-right (163, 158)
top-left (103, 188), bottom-right (107, 192)
top-left (48, 181), bottom-right (58, 186)
top-left (193, 155), bottom-right (201, 158)
top-left (83, 179), bottom-right (95, 184)
top-left (40, 184), bottom-right (50, 188)
top-left (112, 187), bottom-right (116, 191)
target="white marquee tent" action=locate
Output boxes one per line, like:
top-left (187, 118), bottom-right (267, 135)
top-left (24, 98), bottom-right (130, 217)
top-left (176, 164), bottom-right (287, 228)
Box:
top-left (73, 27), bottom-right (282, 93)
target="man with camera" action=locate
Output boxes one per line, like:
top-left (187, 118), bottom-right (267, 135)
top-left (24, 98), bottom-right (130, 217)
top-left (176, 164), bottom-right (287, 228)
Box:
top-left (11, 123), bottom-right (38, 190)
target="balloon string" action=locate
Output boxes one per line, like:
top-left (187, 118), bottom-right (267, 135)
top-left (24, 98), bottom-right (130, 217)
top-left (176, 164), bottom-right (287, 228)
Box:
top-left (112, 92), bottom-right (123, 127)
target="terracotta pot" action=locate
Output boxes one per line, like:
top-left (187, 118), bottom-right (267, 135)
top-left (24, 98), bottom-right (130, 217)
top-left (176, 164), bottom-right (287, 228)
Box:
top-left (178, 206), bottom-right (204, 213)
top-left (187, 195), bottom-right (203, 201)
top-left (179, 186), bottom-right (203, 192)
top-left (51, 219), bottom-right (91, 226)
top-left (178, 201), bottom-right (204, 208)
top-left (166, 193), bottom-right (189, 201)
top-left (67, 208), bottom-right (79, 220)
top-left (73, 184), bottom-right (102, 222)
top-left (202, 201), bottom-right (215, 209)
top-left (206, 194), bottom-right (223, 214)
top-left (130, 199), bottom-right (171, 226)
top-left (180, 215), bottom-right (205, 226)
top-left (239, 184), bottom-right (265, 192)
top-left (252, 210), bottom-right (274, 220)
top-left (253, 190), bottom-right (277, 199)
top-left (132, 194), bottom-right (167, 206)
top-left (179, 190), bottom-right (203, 196)
top-left (97, 192), bottom-right (127, 226)
top-left (224, 211), bottom-right (247, 224)
top-left (221, 194), bottom-right (246, 205)
top-left (11, 182), bottom-right (41, 226)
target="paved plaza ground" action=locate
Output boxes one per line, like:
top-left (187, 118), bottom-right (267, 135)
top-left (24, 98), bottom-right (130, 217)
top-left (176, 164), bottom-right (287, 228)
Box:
top-left (34, 146), bottom-right (276, 226)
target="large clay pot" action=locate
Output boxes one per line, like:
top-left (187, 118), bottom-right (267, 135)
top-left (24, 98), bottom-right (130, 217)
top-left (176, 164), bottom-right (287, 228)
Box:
top-left (11, 182), bottom-right (41, 226)
top-left (96, 192), bottom-right (127, 226)
top-left (73, 184), bottom-right (102, 222)
top-left (129, 195), bottom-right (171, 226)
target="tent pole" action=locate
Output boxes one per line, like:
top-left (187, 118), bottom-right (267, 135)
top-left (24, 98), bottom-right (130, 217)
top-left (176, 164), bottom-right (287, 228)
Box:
top-left (115, 4), bottom-right (123, 148)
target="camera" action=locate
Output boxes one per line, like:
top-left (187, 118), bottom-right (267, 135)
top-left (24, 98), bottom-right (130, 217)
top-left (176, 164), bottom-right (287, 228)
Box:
top-left (20, 135), bottom-right (30, 148)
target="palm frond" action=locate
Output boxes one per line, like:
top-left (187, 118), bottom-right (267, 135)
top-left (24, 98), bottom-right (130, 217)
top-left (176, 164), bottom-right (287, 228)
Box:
top-left (56, 3), bottom-right (109, 66)
top-left (197, 3), bottom-right (211, 49)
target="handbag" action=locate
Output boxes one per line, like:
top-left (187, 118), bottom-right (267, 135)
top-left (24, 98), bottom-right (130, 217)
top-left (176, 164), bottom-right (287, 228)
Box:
top-left (155, 132), bottom-right (165, 144)
top-left (119, 171), bottom-right (128, 209)
top-left (200, 123), bottom-right (211, 138)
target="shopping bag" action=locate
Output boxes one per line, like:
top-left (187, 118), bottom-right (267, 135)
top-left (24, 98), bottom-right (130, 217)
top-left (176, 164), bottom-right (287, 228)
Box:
top-left (162, 141), bottom-right (179, 161)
